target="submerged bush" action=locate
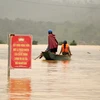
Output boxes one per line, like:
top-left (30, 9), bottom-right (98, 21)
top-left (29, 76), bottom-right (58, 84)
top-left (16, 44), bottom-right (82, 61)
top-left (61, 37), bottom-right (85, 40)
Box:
top-left (70, 40), bottom-right (77, 45)
top-left (58, 41), bottom-right (63, 45)
top-left (32, 40), bottom-right (38, 45)
top-left (0, 40), bottom-right (5, 44)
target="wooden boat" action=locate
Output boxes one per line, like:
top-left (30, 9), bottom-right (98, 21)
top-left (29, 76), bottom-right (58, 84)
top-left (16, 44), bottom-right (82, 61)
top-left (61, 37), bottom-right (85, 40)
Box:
top-left (42, 51), bottom-right (71, 60)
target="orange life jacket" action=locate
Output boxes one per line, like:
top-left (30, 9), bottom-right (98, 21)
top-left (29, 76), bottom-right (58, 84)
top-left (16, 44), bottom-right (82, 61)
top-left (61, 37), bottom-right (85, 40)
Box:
top-left (61, 44), bottom-right (69, 53)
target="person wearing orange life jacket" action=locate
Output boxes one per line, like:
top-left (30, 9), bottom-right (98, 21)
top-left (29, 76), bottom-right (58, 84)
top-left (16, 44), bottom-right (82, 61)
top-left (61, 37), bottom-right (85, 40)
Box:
top-left (59, 40), bottom-right (72, 56)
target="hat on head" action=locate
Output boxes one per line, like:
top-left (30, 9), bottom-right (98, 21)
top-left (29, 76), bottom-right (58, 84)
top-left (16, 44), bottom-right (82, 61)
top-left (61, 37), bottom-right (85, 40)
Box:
top-left (48, 29), bottom-right (52, 34)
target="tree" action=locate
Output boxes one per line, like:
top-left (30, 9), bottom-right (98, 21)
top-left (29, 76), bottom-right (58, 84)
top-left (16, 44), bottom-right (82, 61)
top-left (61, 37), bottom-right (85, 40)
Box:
top-left (70, 40), bottom-right (77, 45)
top-left (32, 40), bottom-right (38, 45)
top-left (58, 41), bottom-right (63, 45)
top-left (0, 40), bottom-right (5, 44)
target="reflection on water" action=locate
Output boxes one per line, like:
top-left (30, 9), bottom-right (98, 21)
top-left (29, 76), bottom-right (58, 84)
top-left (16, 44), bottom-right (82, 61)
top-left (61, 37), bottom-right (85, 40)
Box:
top-left (42, 60), bottom-right (58, 64)
top-left (9, 78), bottom-right (31, 100)
top-left (0, 45), bottom-right (100, 100)
top-left (42, 60), bottom-right (58, 67)
top-left (62, 60), bottom-right (70, 67)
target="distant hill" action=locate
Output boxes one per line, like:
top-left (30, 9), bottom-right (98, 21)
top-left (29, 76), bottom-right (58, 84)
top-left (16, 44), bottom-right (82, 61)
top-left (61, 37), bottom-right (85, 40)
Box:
top-left (0, 18), bottom-right (100, 45)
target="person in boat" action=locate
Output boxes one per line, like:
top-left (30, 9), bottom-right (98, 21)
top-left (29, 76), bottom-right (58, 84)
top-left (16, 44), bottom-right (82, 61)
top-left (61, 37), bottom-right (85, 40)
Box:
top-left (39, 29), bottom-right (58, 58)
top-left (59, 40), bottom-right (72, 56)
top-left (46, 29), bottom-right (58, 53)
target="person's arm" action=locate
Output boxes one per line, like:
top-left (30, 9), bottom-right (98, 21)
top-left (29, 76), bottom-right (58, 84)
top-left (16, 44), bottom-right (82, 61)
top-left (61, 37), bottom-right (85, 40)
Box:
top-left (59, 46), bottom-right (62, 55)
top-left (54, 35), bottom-right (58, 44)
top-left (68, 46), bottom-right (72, 56)
top-left (55, 38), bottom-right (58, 44)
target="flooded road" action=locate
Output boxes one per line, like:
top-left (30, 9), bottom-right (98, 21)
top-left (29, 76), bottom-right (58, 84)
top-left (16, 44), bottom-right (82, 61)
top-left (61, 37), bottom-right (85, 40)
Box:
top-left (0, 45), bottom-right (100, 100)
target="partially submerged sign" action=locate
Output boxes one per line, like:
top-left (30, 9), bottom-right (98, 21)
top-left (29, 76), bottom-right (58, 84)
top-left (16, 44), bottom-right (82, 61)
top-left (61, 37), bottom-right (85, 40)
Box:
top-left (9, 34), bottom-right (32, 68)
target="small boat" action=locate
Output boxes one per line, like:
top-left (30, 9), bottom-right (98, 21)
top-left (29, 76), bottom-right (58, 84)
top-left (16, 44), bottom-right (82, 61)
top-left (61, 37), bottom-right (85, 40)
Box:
top-left (42, 51), bottom-right (71, 60)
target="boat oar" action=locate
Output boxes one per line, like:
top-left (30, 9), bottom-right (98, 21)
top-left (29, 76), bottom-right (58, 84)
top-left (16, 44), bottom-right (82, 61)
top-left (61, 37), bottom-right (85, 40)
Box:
top-left (34, 55), bottom-right (40, 60)
top-left (34, 52), bottom-right (43, 60)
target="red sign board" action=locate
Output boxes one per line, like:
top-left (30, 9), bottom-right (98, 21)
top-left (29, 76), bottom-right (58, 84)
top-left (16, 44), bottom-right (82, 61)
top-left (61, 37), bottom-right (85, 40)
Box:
top-left (10, 35), bottom-right (32, 68)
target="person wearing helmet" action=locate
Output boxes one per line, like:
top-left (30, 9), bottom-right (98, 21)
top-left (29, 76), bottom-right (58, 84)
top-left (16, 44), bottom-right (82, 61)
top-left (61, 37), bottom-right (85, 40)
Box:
top-left (59, 40), bottom-right (72, 56)
top-left (48, 29), bottom-right (52, 34)
top-left (46, 29), bottom-right (58, 53)
top-left (39, 29), bottom-right (58, 59)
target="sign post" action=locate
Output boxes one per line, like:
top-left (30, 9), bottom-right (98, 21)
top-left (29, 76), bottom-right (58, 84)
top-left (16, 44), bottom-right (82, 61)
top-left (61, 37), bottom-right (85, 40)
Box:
top-left (8, 34), bottom-right (32, 77)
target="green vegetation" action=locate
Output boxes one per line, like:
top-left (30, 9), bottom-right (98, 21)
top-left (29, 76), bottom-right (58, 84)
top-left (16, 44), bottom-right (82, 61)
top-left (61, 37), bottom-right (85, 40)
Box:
top-left (32, 40), bottom-right (38, 45)
top-left (0, 18), bottom-right (100, 45)
top-left (70, 40), bottom-right (77, 45)
top-left (58, 41), bottom-right (63, 45)
top-left (0, 40), bottom-right (5, 44)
